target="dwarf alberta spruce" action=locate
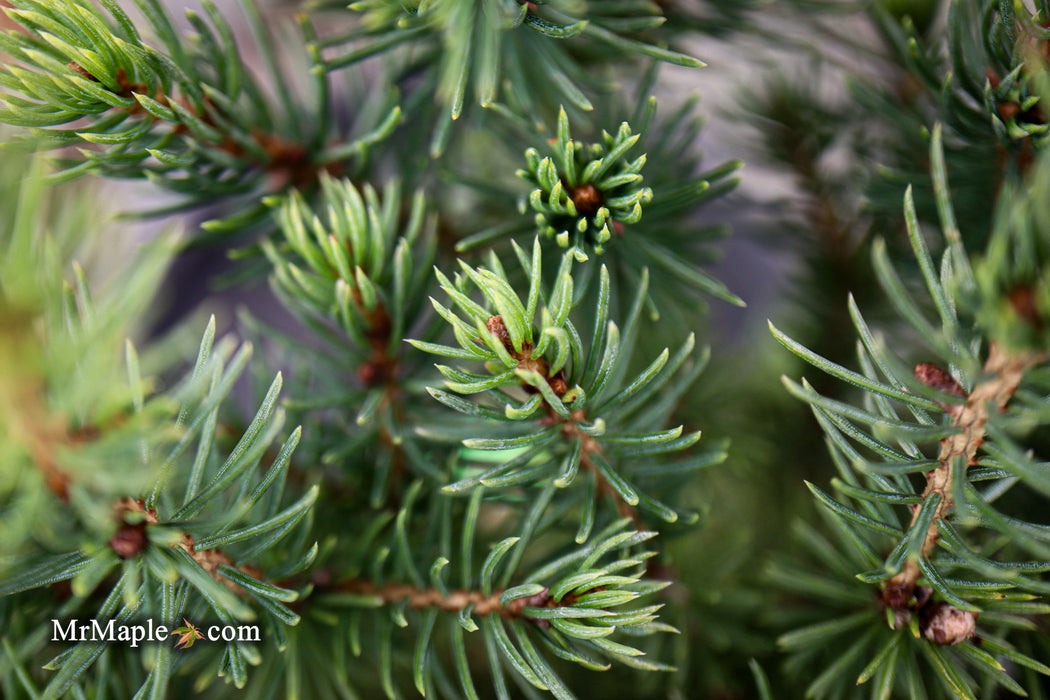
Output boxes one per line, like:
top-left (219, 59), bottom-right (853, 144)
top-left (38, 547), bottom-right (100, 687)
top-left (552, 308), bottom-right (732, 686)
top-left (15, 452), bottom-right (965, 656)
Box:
top-left (1, 1), bottom-right (1050, 699)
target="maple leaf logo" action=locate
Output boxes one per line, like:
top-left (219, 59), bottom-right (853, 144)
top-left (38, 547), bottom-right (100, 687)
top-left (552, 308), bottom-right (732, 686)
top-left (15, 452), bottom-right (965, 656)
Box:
top-left (170, 619), bottom-right (203, 649)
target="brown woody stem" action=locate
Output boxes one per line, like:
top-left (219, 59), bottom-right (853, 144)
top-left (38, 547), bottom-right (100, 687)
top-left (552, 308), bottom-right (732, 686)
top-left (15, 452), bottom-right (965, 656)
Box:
top-left (334, 579), bottom-right (567, 620)
top-left (886, 343), bottom-right (1041, 595)
top-left (66, 62), bottom-right (339, 188)
top-left (112, 499), bottom-right (264, 596)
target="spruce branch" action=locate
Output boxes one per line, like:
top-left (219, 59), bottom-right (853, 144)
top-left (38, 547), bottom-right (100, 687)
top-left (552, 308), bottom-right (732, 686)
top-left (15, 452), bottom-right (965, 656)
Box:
top-left (519, 106), bottom-right (652, 257)
top-left (0, 154), bottom-right (316, 695)
top-left (0, 153), bottom-right (174, 562)
top-left (770, 126), bottom-right (1050, 696)
top-left (770, 509), bottom-right (1050, 699)
top-left (0, 0), bottom-right (400, 233)
top-left (321, 0), bottom-right (701, 124)
top-left (0, 325), bottom-right (317, 695)
top-left (453, 88), bottom-right (744, 309)
top-left (264, 175), bottom-right (442, 502)
top-left (473, 314), bottom-right (645, 527)
top-left (15, 0), bottom-right (1046, 696)
top-left (845, 0), bottom-right (1049, 235)
top-left (747, 0), bottom-right (1050, 267)
top-left (323, 576), bottom-right (602, 625)
top-left (885, 345), bottom-right (1044, 600)
top-left (293, 506), bottom-right (675, 698)
top-left (417, 240), bottom-right (719, 528)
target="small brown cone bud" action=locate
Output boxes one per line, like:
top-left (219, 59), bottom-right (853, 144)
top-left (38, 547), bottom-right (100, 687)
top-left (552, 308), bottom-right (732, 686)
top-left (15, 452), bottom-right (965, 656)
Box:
top-left (109, 498), bottom-right (156, 558)
top-left (881, 579), bottom-right (915, 611)
top-left (487, 315), bottom-right (513, 352)
top-left (920, 602), bottom-right (977, 645)
top-left (914, 363), bottom-right (967, 398)
top-left (570, 183), bottom-right (603, 217)
top-left (548, 372), bottom-right (568, 397)
top-left (998, 102), bottom-right (1021, 121)
top-left (915, 363), bottom-right (967, 415)
top-left (67, 62), bottom-right (99, 82)
top-left (110, 524), bottom-right (148, 559)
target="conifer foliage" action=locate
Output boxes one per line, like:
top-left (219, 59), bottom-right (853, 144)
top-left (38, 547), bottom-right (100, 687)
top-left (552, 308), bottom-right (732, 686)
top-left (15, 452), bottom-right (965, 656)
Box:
top-left (1, 1), bottom-right (1049, 699)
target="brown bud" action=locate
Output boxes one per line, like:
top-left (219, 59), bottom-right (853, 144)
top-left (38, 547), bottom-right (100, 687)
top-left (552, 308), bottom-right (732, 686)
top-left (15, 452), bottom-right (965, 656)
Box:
top-left (998, 102), bottom-right (1021, 121)
top-left (548, 371), bottom-right (568, 397)
top-left (487, 315), bottom-right (513, 351)
top-left (915, 363), bottom-right (968, 416)
top-left (920, 602), bottom-right (977, 645)
top-left (110, 524), bottom-right (148, 559)
top-left (914, 363), bottom-right (967, 398)
top-left (109, 498), bottom-right (157, 558)
top-left (67, 61), bottom-right (99, 82)
top-left (570, 183), bottom-right (603, 217)
top-left (881, 579), bottom-right (915, 611)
